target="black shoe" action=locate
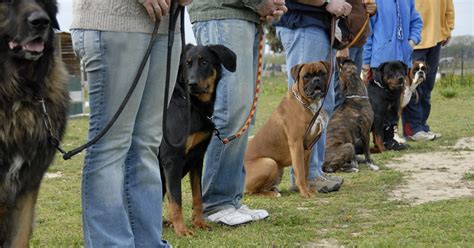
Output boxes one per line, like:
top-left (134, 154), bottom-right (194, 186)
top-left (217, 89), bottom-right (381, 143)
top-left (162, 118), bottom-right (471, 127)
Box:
top-left (384, 139), bottom-right (409, 151)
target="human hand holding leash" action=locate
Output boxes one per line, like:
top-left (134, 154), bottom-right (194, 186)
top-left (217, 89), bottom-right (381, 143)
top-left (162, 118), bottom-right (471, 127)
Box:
top-left (141, 0), bottom-right (170, 22)
top-left (326, 0), bottom-right (352, 17)
top-left (363, 0), bottom-right (376, 16)
top-left (258, 0), bottom-right (288, 23)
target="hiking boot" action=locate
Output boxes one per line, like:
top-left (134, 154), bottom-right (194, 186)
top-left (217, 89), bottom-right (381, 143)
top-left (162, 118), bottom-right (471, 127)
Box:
top-left (384, 139), bottom-right (409, 151)
top-left (289, 176), bottom-right (341, 193)
top-left (407, 131), bottom-right (436, 141)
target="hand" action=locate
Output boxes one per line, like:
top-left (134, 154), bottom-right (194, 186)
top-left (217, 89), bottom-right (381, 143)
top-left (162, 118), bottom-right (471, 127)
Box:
top-left (361, 64), bottom-right (371, 84)
top-left (258, 0), bottom-right (288, 23)
top-left (441, 37), bottom-right (451, 47)
top-left (142, 0), bottom-right (171, 22)
top-left (362, 0), bottom-right (377, 15)
top-left (408, 39), bottom-right (416, 49)
top-left (325, 0), bottom-right (352, 17)
top-left (336, 48), bottom-right (349, 59)
top-left (178, 0), bottom-right (192, 6)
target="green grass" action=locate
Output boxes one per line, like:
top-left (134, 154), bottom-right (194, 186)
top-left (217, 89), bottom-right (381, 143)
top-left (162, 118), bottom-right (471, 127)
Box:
top-left (31, 76), bottom-right (474, 247)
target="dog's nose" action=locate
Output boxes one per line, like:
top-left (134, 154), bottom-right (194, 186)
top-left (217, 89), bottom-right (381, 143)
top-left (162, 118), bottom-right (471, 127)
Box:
top-left (28, 11), bottom-right (51, 31)
top-left (312, 77), bottom-right (322, 85)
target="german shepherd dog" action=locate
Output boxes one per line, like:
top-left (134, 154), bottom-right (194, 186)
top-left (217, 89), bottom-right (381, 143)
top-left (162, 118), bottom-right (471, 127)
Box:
top-left (0, 0), bottom-right (68, 246)
top-left (159, 44), bottom-right (236, 236)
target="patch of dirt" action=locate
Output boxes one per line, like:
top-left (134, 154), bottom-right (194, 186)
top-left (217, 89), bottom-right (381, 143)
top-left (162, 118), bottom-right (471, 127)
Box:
top-left (386, 137), bottom-right (474, 205)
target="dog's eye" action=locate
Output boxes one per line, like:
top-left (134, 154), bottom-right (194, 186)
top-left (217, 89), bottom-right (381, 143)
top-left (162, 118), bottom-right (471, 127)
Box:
top-left (186, 60), bottom-right (192, 68)
top-left (200, 59), bottom-right (208, 66)
top-left (303, 74), bottom-right (310, 80)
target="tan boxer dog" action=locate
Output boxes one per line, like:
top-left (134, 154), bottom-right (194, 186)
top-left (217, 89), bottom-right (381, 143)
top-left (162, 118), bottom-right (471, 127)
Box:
top-left (244, 61), bottom-right (330, 198)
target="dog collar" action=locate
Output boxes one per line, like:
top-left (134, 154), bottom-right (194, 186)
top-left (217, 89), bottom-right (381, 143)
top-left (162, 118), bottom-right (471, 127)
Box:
top-left (292, 88), bottom-right (318, 113)
top-left (346, 95), bottom-right (369, 99)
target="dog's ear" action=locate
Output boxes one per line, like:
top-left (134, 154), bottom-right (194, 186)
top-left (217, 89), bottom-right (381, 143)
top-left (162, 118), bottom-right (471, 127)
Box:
top-left (291, 63), bottom-right (305, 82)
top-left (45, 0), bottom-right (60, 30)
top-left (373, 62), bottom-right (388, 82)
top-left (185, 43), bottom-right (194, 52)
top-left (208, 45), bottom-right (237, 72)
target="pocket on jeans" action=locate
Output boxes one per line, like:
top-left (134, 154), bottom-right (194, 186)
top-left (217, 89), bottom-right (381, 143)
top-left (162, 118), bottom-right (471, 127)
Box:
top-left (70, 29), bottom-right (84, 58)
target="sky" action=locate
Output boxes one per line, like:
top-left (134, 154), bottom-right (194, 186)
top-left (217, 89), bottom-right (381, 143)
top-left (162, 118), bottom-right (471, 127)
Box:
top-left (57, 0), bottom-right (473, 41)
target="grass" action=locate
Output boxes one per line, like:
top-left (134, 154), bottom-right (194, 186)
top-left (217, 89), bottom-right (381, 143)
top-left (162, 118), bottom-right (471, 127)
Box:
top-left (31, 75), bottom-right (474, 247)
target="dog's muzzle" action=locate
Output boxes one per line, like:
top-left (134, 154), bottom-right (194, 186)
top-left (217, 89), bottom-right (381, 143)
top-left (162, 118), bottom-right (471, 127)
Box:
top-left (304, 77), bottom-right (325, 99)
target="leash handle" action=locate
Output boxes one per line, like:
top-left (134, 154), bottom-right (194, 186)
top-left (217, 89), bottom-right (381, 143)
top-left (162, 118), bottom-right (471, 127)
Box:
top-left (303, 16), bottom-right (336, 150)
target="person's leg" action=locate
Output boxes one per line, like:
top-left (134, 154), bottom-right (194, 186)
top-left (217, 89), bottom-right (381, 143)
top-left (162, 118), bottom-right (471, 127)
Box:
top-left (420, 43), bottom-right (442, 133)
top-left (402, 49), bottom-right (428, 137)
top-left (123, 33), bottom-right (180, 247)
top-left (350, 46), bottom-right (363, 75)
top-left (72, 30), bottom-right (173, 247)
top-left (277, 26), bottom-right (340, 190)
top-left (192, 20), bottom-right (259, 214)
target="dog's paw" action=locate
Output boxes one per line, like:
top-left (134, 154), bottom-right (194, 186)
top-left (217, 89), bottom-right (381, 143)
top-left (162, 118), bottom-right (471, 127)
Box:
top-left (299, 188), bottom-right (314, 198)
top-left (173, 223), bottom-right (195, 236)
top-left (192, 219), bottom-right (212, 231)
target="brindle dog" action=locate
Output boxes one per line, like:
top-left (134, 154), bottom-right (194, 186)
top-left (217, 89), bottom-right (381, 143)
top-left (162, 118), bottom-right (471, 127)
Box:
top-left (0, 0), bottom-right (68, 246)
top-left (323, 59), bottom-right (378, 173)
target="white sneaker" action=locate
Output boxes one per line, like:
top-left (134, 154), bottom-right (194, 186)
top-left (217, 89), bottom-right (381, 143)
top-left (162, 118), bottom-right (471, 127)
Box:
top-left (205, 207), bottom-right (253, 226)
top-left (236, 205), bottom-right (269, 221)
top-left (407, 131), bottom-right (436, 141)
top-left (427, 131), bottom-right (442, 139)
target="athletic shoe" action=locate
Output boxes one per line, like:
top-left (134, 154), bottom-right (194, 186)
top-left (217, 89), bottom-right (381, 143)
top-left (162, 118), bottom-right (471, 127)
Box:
top-left (289, 176), bottom-right (341, 193)
top-left (427, 131), bottom-right (442, 139)
top-left (407, 131), bottom-right (436, 141)
top-left (384, 139), bottom-right (409, 150)
top-left (205, 207), bottom-right (252, 226)
top-left (323, 174), bottom-right (344, 184)
top-left (236, 205), bottom-right (269, 221)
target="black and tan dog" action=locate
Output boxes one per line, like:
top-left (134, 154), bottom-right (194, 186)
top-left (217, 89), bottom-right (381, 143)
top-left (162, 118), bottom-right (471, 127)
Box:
top-left (244, 61), bottom-right (329, 198)
top-left (159, 44), bottom-right (236, 236)
top-left (367, 61), bottom-right (408, 152)
top-left (1, 0), bottom-right (69, 246)
top-left (401, 60), bottom-right (429, 108)
top-left (323, 59), bottom-right (378, 173)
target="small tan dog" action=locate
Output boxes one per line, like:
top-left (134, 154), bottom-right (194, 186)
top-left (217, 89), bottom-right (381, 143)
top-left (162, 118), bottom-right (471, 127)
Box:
top-left (244, 61), bottom-right (330, 198)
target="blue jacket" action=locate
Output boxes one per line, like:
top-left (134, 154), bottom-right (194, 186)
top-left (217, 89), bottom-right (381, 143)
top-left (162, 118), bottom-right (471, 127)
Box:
top-left (363, 0), bottom-right (423, 68)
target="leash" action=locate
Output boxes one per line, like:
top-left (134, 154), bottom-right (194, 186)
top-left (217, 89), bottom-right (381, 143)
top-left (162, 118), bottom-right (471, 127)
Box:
top-left (302, 16), bottom-right (336, 150)
top-left (346, 13), bottom-right (370, 48)
top-left (47, 5), bottom-right (184, 160)
top-left (216, 25), bottom-right (265, 145)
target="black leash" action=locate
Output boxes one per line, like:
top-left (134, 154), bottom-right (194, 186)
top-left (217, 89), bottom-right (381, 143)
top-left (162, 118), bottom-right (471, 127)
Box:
top-left (49, 4), bottom-right (185, 160)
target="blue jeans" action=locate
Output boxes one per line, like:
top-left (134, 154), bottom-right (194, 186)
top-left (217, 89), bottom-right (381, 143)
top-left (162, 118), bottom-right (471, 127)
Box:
top-left (276, 26), bottom-right (336, 183)
top-left (72, 30), bottom-right (180, 247)
top-left (402, 43), bottom-right (442, 136)
top-left (192, 19), bottom-right (260, 214)
top-left (334, 46), bottom-right (364, 108)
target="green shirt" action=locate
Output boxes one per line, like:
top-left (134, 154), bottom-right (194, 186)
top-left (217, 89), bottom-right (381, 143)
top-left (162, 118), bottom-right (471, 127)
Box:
top-left (188, 0), bottom-right (261, 24)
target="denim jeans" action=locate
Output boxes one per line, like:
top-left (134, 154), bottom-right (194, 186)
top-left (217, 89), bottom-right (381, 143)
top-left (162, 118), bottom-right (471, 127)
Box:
top-left (276, 26), bottom-right (336, 183)
top-left (192, 19), bottom-right (260, 214)
top-left (402, 43), bottom-right (442, 136)
top-left (71, 30), bottom-right (180, 247)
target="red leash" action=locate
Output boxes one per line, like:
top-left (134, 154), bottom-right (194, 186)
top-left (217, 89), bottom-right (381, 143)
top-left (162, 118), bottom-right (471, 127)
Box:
top-left (218, 27), bottom-right (264, 144)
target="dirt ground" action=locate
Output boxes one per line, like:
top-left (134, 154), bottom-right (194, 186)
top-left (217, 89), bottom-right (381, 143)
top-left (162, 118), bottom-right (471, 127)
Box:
top-left (386, 137), bottom-right (474, 205)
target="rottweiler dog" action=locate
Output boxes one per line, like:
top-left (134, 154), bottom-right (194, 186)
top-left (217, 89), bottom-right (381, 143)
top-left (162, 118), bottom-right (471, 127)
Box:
top-left (159, 44), bottom-right (236, 236)
top-left (323, 59), bottom-right (378, 173)
top-left (244, 61), bottom-right (329, 198)
top-left (367, 61), bottom-right (408, 152)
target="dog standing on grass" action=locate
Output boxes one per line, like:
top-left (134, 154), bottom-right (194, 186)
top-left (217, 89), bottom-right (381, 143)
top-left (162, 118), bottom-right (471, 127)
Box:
top-left (159, 44), bottom-right (236, 236)
top-left (0, 0), bottom-right (69, 246)
top-left (323, 59), bottom-right (378, 173)
top-left (244, 61), bottom-right (329, 198)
